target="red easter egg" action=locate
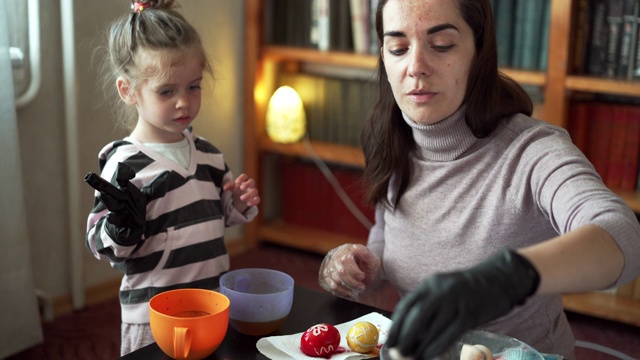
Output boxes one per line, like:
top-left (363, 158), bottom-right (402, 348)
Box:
top-left (300, 323), bottom-right (341, 357)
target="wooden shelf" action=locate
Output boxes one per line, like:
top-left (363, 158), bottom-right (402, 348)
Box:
top-left (563, 292), bottom-right (640, 327)
top-left (263, 46), bottom-right (378, 69)
top-left (565, 76), bottom-right (640, 97)
top-left (501, 68), bottom-right (547, 87)
top-left (259, 136), bottom-right (365, 168)
top-left (263, 46), bottom-right (548, 87)
top-left (258, 221), bottom-right (367, 255)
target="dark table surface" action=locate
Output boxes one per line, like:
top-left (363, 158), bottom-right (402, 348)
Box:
top-left (120, 285), bottom-right (392, 359)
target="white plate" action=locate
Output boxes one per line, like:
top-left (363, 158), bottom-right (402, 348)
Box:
top-left (379, 329), bottom-right (544, 360)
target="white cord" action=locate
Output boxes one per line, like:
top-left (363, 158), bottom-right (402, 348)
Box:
top-left (302, 137), bottom-right (373, 231)
top-left (575, 340), bottom-right (638, 360)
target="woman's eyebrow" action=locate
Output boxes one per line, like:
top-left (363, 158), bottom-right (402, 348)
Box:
top-left (427, 23), bottom-right (459, 35)
top-left (383, 23), bottom-right (460, 38)
top-left (383, 30), bottom-right (406, 38)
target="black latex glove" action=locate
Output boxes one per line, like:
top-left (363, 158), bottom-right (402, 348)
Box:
top-left (85, 162), bottom-right (169, 246)
top-left (386, 248), bottom-right (540, 359)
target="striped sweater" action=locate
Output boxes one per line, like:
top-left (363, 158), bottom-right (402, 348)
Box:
top-left (85, 129), bottom-right (257, 324)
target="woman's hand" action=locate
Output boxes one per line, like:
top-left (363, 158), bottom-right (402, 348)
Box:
top-left (386, 249), bottom-right (540, 359)
top-left (318, 243), bottom-right (381, 300)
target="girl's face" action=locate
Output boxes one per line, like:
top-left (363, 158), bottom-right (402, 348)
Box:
top-left (381, 0), bottom-right (476, 125)
top-left (122, 49), bottom-right (204, 143)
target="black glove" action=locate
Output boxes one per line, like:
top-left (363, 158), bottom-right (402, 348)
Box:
top-left (85, 162), bottom-right (169, 246)
top-left (385, 248), bottom-right (540, 359)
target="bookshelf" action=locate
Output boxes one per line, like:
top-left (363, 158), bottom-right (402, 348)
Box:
top-left (243, 0), bottom-right (640, 326)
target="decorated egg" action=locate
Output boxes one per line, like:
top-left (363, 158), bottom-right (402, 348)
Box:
top-left (460, 344), bottom-right (494, 360)
top-left (300, 323), bottom-right (341, 357)
top-left (346, 321), bottom-right (379, 353)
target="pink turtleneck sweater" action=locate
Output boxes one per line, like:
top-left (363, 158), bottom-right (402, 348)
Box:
top-left (367, 106), bottom-right (640, 359)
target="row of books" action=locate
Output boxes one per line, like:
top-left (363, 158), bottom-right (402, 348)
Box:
top-left (280, 159), bottom-right (374, 239)
top-left (264, 0), bottom-right (553, 70)
top-left (568, 100), bottom-right (640, 191)
top-left (264, 0), bottom-right (378, 55)
top-left (491, 0), bottom-right (551, 71)
top-left (277, 71), bottom-right (377, 147)
top-left (572, 0), bottom-right (640, 80)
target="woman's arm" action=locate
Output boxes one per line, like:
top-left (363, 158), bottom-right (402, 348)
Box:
top-left (521, 224), bottom-right (625, 295)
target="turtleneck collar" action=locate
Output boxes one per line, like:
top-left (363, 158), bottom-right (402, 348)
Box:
top-left (402, 105), bottom-right (479, 161)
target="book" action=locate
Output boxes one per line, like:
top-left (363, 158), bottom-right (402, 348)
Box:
top-left (327, 166), bottom-right (373, 239)
top-left (604, 0), bottom-right (630, 78)
top-left (617, 0), bottom-right (639, 78)
top-left (495, 0), bottom-right (516, 67)
top-left (571, 0), bottom-right (591, 75)
top-left (630, 0), bottom-right (640, 79)
top-left (586, 0), bottom-right (610, 76)
top-left (605, 105), bottom-right (627, 189)
top-left (511, 0), bottom-right (527, 68)
top-left (587, 103), bottom-right (613, 182)
top-left (516, 0), bottom-right (547, 70)
top-left (281, 159), bottom-right (373, 239)
top-left (568, 101), bottom-right (590, 155)
top-left (369, 0), bottom-right (379, 55)
top-left (312, 76), bottom-right (328, 142)
top-left (324, 76), bottom-right (343, 143)
top-left (265, 0), bottom-right (314, 47)
top-left (310, 0), bottom-right (319, 47)
top-left (341, 79), bottom-right (362, 146)
top-left (264, 0), bottom-right (289, 45)
top-left (620, 105), bottom-right (640, 190)
top-left (349, 0), bottom-right (370, 54)
top-left (537, 0), bottom-right (551, 71)
top-left (329, 0), bottom-right (353, 52)
top-left (316, 0), bottom-right (331, 51)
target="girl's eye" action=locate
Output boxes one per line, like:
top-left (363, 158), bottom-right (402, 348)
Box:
top-left (158, 88), bottom-right (174, 96)
top-left (189, 85), bottom-right (202, 91)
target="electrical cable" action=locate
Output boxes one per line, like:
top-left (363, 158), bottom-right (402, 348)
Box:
top-left (575, 340), bottom-right (638, 360)
top-left (302, 137), bottom-right (373, 231)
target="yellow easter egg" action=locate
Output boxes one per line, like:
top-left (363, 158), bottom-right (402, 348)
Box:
top-left (346, 321), bottom-right (379, 353)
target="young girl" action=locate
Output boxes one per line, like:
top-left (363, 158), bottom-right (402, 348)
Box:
top-left (85, 0), bottom-right (260, 355)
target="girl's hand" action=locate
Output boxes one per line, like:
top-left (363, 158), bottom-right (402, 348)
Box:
top-left (224, 173), bottom-right (261, 213)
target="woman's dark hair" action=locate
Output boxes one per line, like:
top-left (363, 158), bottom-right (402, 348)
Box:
top-left (362, 0), bottom-right (532, 208)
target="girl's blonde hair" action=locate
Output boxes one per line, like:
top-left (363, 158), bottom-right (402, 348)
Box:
top-left (99, 0), bottom-right (212, 131)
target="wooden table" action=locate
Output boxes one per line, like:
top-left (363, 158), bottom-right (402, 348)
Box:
top-left (120, 285), bottom-right (391, 359)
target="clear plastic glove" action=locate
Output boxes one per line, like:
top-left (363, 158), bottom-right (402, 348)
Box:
top-left (318, 243), bottom-right (381, 301)
top-left (386, 248), bottom-right (540, 360)
top-left (85, 162), bottom-right (170, 246)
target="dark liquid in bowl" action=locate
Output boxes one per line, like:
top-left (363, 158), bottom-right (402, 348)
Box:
top-left (230, 317), bottom-right (286, 336)
top-left (172, 310), bottom-right (211, 318)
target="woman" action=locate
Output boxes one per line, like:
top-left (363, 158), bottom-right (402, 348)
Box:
top-left (318, 0), bottom-right (640, 359)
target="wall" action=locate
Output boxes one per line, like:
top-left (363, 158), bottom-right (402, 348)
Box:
top-left (15, 1), bottom-right (245, 304)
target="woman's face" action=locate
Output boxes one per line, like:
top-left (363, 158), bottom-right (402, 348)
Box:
top-left (381, 0), bottom-right (476, 125)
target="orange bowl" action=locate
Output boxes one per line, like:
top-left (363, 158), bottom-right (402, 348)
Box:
top-left (149, 289), bottom-right (230, 360)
